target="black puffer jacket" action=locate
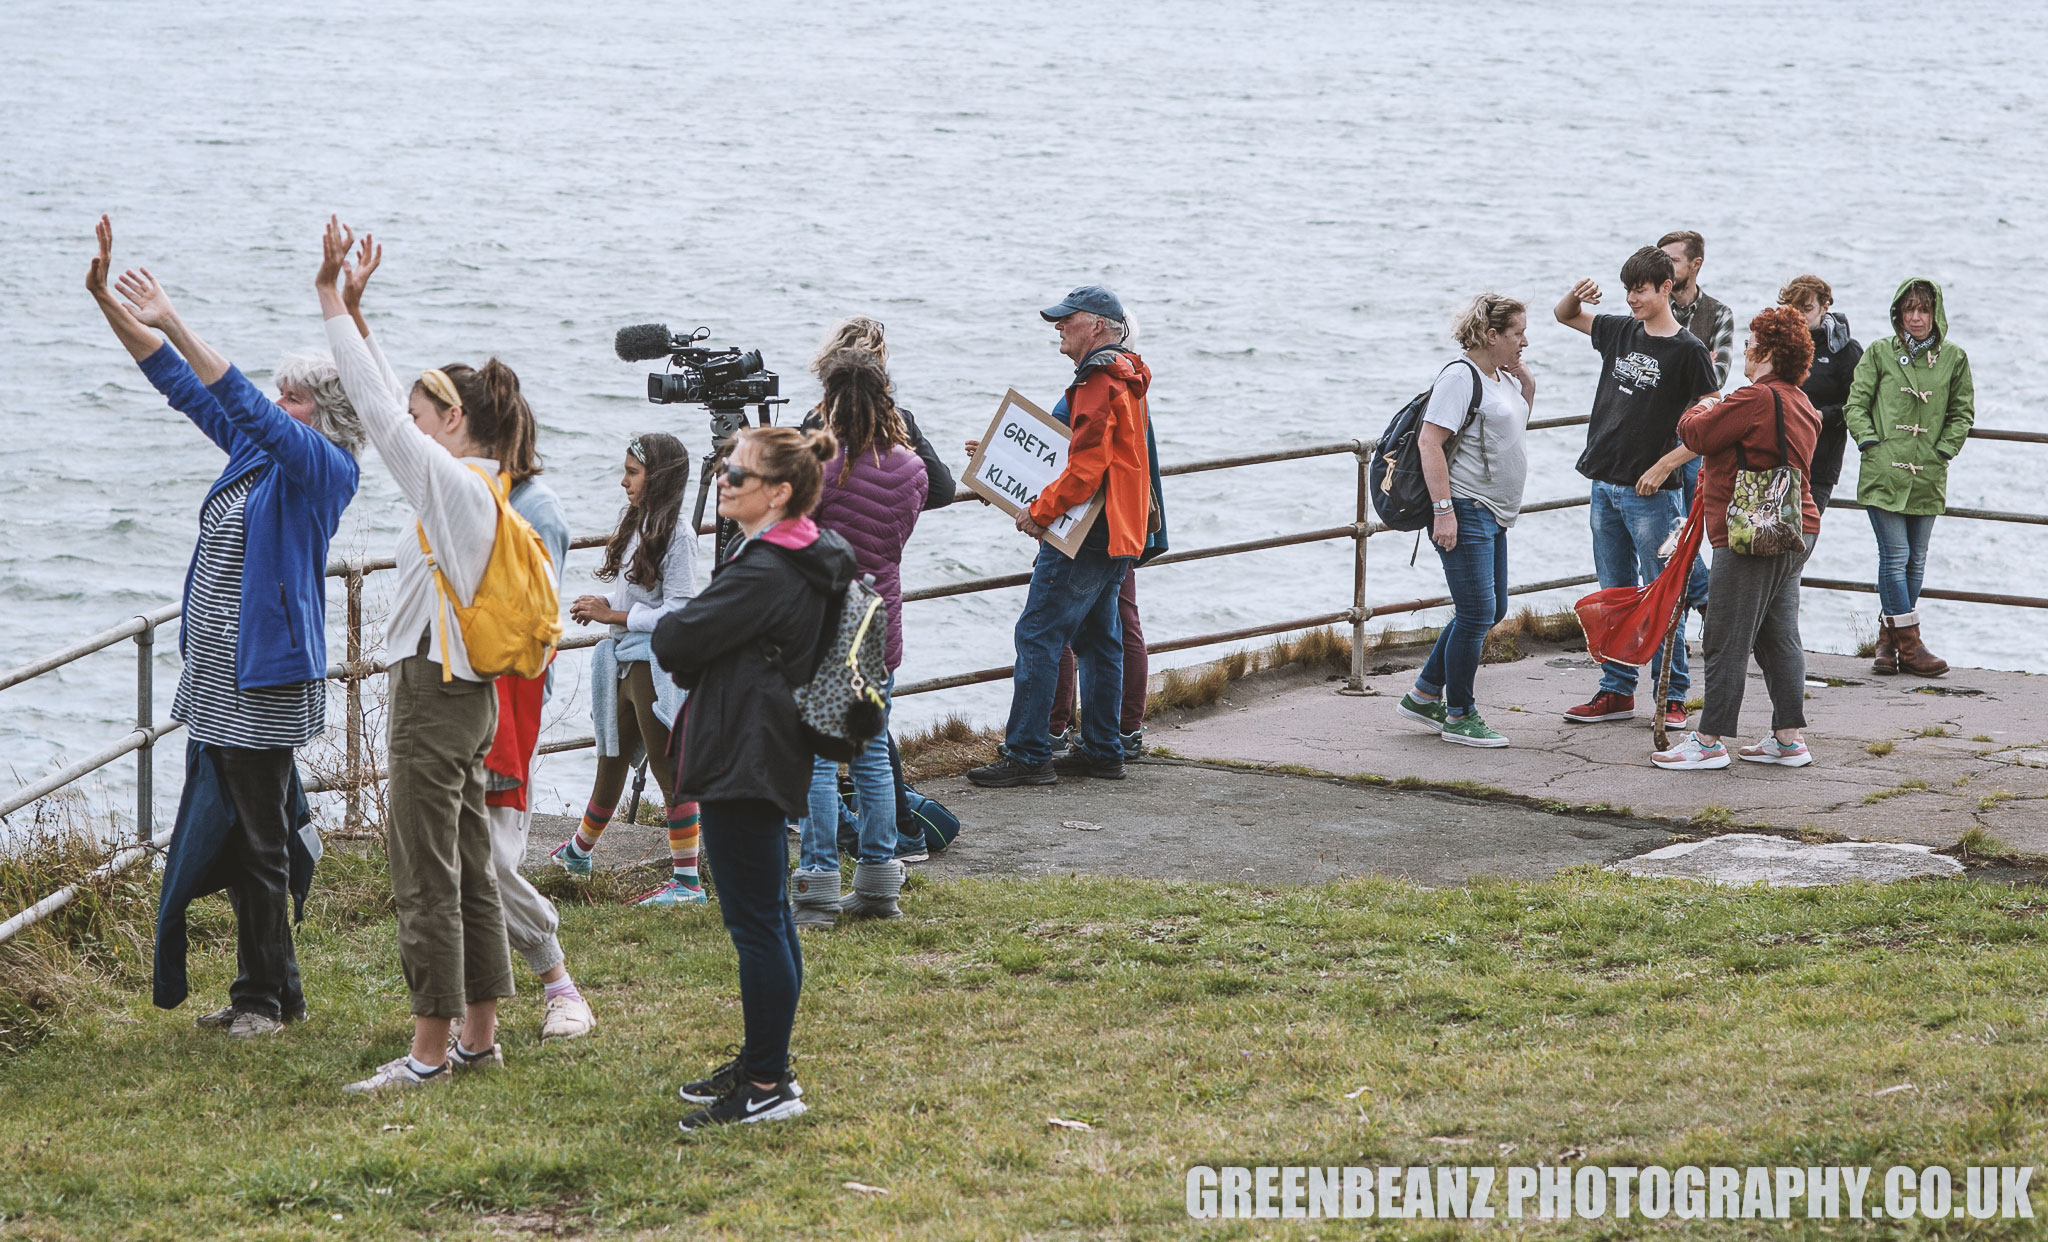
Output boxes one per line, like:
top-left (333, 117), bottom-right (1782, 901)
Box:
top-left (653, 517), bottom-right (856, 816)
top-left (1800, 312), bottom-right (1864, 500)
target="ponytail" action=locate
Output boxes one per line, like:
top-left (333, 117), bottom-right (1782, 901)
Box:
top-left (739, 425), bottom-right (837, 516)
top-left (411, 357), bottom-right (541, 483)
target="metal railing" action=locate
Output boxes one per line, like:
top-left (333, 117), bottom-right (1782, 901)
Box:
top-left (3, 419), bottom-right (2045, 944)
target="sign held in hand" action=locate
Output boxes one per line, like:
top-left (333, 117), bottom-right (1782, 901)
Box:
top-left (964, 389), bottom-right (1105, 557)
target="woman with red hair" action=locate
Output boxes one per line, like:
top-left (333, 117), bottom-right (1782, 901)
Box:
top-left (1652, 306), bottom-right (1823, 771)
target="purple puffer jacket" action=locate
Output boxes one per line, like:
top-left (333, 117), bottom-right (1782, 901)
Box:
top-left (812, 442), bottom-right (927, 669)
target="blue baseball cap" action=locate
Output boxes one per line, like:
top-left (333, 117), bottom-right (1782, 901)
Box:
top-left (1040, 284), bottom-right (1125, 323)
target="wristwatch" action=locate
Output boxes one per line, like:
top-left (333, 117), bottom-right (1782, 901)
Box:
top-left (1432, 498), bottom-right (1454, 513)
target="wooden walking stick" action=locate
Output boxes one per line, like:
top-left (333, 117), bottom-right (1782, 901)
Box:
top-left (1651, 594), bottom-right (1688, 751)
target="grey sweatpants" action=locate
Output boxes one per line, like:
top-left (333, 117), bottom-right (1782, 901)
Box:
top-left (487, 803), bottom-right (565, 976)
top-left (1699, 535), bottom-right (1814, 739)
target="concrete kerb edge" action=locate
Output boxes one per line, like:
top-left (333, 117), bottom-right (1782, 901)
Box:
top-left (1132, 752), bottom-right (2048, 875)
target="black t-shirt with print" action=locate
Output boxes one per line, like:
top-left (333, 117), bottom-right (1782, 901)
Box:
top-left (1575, 314), bottom-right (1718, 489)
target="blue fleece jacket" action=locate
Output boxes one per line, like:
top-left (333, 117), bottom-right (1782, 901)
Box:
top-left (138, 344), bottom-right (360, 690)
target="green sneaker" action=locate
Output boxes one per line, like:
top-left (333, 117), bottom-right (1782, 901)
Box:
top-left (1440, 711), bottom-right (1509, 748)
top-left (1397, 693), bottom-right (1448, 733)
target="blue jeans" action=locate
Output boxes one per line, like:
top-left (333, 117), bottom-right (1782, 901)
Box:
top-left (699, 798), bottom-right (802, 1083)
top-left (1678, 457), bottom-right (1711, 609)
top-left (799, 673), bottom-right (896, 869)
top-left (1868, 508), bottom-right (1937, 616)
top-left (1414, 499), bottom-right (1507, 714)
top-left (1001, 534), bottom-right (1132, 766)
top-left (1588, 481), bottom-right (1691, 699)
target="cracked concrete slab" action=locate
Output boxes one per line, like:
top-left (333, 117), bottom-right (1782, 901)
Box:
top-left (1612, 834), bottom-right (1963, 886)
top-left (1149, 645), bottom-right (2048, 854)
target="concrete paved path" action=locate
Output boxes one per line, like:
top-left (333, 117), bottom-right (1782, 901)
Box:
top-left (531, 769), bottom-right (1678, 887)
top-left (1147, 648), bottom-right (2048, 854)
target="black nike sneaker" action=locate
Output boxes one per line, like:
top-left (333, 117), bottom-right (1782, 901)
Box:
top-left (677, 1049), bottom-right (804, 1105)
top-left (678, 1077), bottom-right (807, 1131)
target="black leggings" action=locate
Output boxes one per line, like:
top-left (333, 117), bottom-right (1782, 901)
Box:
top-left (699, 799), bottom-right (802, 1082)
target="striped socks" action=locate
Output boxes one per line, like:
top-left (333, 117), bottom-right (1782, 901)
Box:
top-left (572, 801), bottom-right (615, 855)
top-left (668, 802), bottom-right (701, 888)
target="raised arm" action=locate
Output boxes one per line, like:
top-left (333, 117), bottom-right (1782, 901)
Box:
top-left (114, 267), bottom-right (230, 385)
top-left (1554, 279), bottom-right (1601, 336)
top-left (90, 216), bottom-right (250, 453)
top-left (316, 217), bottom-right (494, 590)
top-left (86, 216), bottom-right (163, 361)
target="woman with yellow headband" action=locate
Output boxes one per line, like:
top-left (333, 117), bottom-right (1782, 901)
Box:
top-left (310, 216), bottom-right (536, 1094)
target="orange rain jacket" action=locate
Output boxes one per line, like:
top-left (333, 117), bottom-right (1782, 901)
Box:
top-left (1029, 347), bottom-right (1154, 558)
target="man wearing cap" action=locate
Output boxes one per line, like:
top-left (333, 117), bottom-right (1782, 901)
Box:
top-left (969, 285), bottom-right (1156, 787)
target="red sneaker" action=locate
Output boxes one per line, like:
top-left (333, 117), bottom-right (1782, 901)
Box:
top-left (1565, 691), bottom-right (1635, 723)
top-left (1664, 700), bottom-right (1690, 728)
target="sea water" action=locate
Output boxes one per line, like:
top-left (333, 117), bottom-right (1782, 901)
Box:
top-left (3, 0), bottom-right (2043, 831)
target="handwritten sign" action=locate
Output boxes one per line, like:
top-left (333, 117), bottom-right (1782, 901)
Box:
top-left (963, 389), bottom-right (1105, 557)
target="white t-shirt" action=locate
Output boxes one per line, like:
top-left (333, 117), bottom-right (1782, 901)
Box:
top-left (1421, 359), bottom-right (1530, 526)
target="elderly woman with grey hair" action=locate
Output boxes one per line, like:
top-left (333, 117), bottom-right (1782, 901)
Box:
top-left (86, 215), bottom-right (361, 1039)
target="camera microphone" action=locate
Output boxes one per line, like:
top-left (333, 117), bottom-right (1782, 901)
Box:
top-left (615, 323), bottom-right (677, 362)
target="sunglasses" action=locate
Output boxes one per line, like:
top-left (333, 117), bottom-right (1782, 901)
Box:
top-left (721, 462), bottom-right (759, 489)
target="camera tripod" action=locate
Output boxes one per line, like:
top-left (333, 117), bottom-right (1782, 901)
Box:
top-left (691, 399), bottom-right (787, 565)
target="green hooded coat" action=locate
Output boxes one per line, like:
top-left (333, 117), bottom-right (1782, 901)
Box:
top-left (1842, 278), bottom-right (1975, 514)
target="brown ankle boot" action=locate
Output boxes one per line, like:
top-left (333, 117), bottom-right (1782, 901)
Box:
top-left (1872, 619), bottom-right (1898, 675)
top-left (1891, 613), bottom-right (1948, 677)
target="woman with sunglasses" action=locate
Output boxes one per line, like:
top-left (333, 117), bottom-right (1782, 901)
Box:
top-left (551, 432), bottom-right (704, 906)
top-left (652, 425), bottom-right (855, 1130)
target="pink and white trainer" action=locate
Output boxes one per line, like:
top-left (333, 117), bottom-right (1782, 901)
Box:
top-left (1737, 736), bottom-right (1813, 767)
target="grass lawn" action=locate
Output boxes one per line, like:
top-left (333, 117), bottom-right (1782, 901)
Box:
top-left (1, 847), bottom-right (2046, 1239)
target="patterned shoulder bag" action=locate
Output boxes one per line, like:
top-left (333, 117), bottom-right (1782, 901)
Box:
top-left (1726, 387), bottom-right (1805, 557)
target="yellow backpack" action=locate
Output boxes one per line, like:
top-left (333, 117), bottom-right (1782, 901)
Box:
top-left (415, 465), bottom-right (563, 681)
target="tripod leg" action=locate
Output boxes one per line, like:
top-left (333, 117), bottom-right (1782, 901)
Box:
top-left (627, 760), bottom-right (648, 832)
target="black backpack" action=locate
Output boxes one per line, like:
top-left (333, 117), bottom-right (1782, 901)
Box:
top-left (1368, 360), bottom-right (1484, 531)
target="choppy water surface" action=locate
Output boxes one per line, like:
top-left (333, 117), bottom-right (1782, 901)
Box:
top-left (3, 1), bottom-right (2044, 828)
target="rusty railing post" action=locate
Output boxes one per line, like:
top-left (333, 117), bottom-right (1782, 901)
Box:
top-left (1342, 440), bottom-right (1372, 695)
top-left (135, 618), bottom-right (154, 842)
top-left (344, 566), bottom-right (365, 834)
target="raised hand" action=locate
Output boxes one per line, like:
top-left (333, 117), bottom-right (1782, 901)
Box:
top-left (317, 214), bottom-right (355, 289)
top-left (1571, 278), bottom-right (1603, 305)
top-left (114, 266), bottom-right (178, 329)
top-left (86, 214), bottom-right (116, 302)
top-left (342, 232), bottom-right (382, 314)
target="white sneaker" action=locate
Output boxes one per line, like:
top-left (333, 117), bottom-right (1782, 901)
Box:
top-left (224, 1010), bottom-right (284, 1039)
top-left (541, 993), bottom-right (595, 1042)
top-left (342, 1055), bottom-right (449, 1095)
top-left (1738, 736), bottom-right (1813, 767)
top-left (1651, 732), bottom-right (1731, 770)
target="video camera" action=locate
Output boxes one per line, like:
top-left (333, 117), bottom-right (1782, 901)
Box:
top-left (613, 322), bottom-right (787, 561)
top-left (613, 323), bottom-right (781, 409)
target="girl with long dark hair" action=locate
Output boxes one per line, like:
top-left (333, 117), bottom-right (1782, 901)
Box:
top-left (552, 432), bottom-right (705, 906)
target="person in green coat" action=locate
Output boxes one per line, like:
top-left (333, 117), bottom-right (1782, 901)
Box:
top-left (1842, 278), bottom-right (1974, 677)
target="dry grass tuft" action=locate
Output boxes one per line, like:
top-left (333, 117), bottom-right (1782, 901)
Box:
top-left (1491, 605), bottom-right (1584, 644)
top-left (0, 816), bottom-right (156, 1057)
top-left (897, 713), bottom-right (1004, 783)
